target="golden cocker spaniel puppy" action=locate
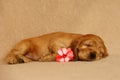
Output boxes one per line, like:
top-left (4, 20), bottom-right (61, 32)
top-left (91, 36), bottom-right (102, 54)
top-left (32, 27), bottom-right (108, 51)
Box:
top-left (4, 32), bottom-right (108, 64)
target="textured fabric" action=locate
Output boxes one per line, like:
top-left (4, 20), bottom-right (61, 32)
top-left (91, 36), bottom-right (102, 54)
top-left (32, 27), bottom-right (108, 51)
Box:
top-left (0, 0), bottom-right (120, 80)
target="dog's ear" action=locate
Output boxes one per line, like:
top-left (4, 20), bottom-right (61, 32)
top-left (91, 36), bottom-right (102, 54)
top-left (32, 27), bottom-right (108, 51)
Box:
top-left (70, 39), bottom-right (80, 60)
top-left (70, 40), bottom-right (78, 49)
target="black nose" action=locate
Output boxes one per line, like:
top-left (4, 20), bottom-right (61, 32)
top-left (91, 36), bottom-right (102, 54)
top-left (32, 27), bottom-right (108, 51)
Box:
top-left (90, 52), bottom-right (96, 59)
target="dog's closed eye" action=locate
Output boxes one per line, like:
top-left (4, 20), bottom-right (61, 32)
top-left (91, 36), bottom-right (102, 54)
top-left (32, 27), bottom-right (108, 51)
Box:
top-left (81, 44), bottom-right (92, 49)
top-left (84, 40), bottom-right (96, 47)
top-left (85, 44), bottom-right (91, 47)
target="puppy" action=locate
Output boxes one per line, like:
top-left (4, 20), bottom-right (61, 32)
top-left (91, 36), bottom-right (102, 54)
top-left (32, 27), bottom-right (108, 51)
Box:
top-left (4, 32), bottom-right (108, 64)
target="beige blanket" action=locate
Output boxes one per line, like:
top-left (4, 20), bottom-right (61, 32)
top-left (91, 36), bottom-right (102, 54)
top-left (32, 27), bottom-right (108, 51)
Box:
top-left (0, 0), bottom-right (120, 80)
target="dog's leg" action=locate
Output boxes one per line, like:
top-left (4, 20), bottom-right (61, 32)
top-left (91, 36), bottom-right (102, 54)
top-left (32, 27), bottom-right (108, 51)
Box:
top-left (38, 42), bottom-right (67, 62)
top-left (5, 40), bottom-right (32, 64)
top-left (39, 53), bottom-right (57, 62)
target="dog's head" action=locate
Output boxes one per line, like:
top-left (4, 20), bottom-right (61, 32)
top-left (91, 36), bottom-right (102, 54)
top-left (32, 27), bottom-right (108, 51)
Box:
top-left (71, 34), bottom-right (108, 61)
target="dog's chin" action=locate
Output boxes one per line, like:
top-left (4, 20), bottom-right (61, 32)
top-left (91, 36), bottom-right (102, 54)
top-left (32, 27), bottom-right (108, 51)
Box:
top-left (78, 57), bottom-right (95, 61)
top-left (78, 56), bottom-right (102, 61)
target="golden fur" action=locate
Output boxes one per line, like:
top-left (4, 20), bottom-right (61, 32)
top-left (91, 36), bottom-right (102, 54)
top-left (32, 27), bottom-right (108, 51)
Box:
top-left (4, 32), bottom-right (108, 64)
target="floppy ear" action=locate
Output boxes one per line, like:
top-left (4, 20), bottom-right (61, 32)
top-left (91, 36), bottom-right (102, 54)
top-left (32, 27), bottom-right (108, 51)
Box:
top-left (70, 40), bottom-right (78, 49)
top-left (70, 39), bottom-right (80, 60)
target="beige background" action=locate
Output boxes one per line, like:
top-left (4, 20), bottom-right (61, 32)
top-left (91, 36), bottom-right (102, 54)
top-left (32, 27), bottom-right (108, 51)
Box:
top-left (0, 0), bottom-right (120, 80)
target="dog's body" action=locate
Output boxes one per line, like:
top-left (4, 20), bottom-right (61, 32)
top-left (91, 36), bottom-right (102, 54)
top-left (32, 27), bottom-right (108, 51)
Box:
top-left (4, 32), bottom-right (108, 64)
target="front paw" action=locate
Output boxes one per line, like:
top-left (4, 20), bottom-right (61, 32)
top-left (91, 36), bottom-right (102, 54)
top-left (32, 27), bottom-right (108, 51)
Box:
top-left (5, 56), bottom-right (18, 64)
top-left (38, 56), bottom-right (56, 62)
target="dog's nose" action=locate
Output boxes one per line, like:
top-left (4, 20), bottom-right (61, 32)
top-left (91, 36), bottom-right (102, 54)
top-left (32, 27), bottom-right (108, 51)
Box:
top-left (89, 52), bottom-right (96, 59)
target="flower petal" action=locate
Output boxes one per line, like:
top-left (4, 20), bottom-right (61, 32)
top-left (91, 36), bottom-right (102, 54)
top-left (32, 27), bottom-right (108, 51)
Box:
top-left (67, 48), bottom-right (71, 52)
top-left (59, 58), bottom-right (64, 62)
top-left (65, 57), bottom-right (70, 62)
top-left (62, 48), bottom-right (67, 55)
top-left (56, 55), bottom-right (62, 61)
top-left (58, 49), bottom-right (63, 56)
top-left (67, 51), bottom-right (74, 60)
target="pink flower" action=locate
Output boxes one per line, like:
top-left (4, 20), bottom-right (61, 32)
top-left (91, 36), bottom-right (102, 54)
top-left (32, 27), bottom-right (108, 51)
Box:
top-left (56, 48), bottom-right (74, 62)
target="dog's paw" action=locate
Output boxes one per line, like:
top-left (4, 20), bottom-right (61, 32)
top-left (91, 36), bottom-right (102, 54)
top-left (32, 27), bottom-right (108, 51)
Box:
top-left (5, 56), bottom-right (18, 64)
top-left (23, 58), bottom-right (32, 63)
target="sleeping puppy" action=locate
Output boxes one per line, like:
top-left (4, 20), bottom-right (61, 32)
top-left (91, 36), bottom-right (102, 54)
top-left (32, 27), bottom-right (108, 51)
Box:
top-left (4, 32), bottom-right (108, 64)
